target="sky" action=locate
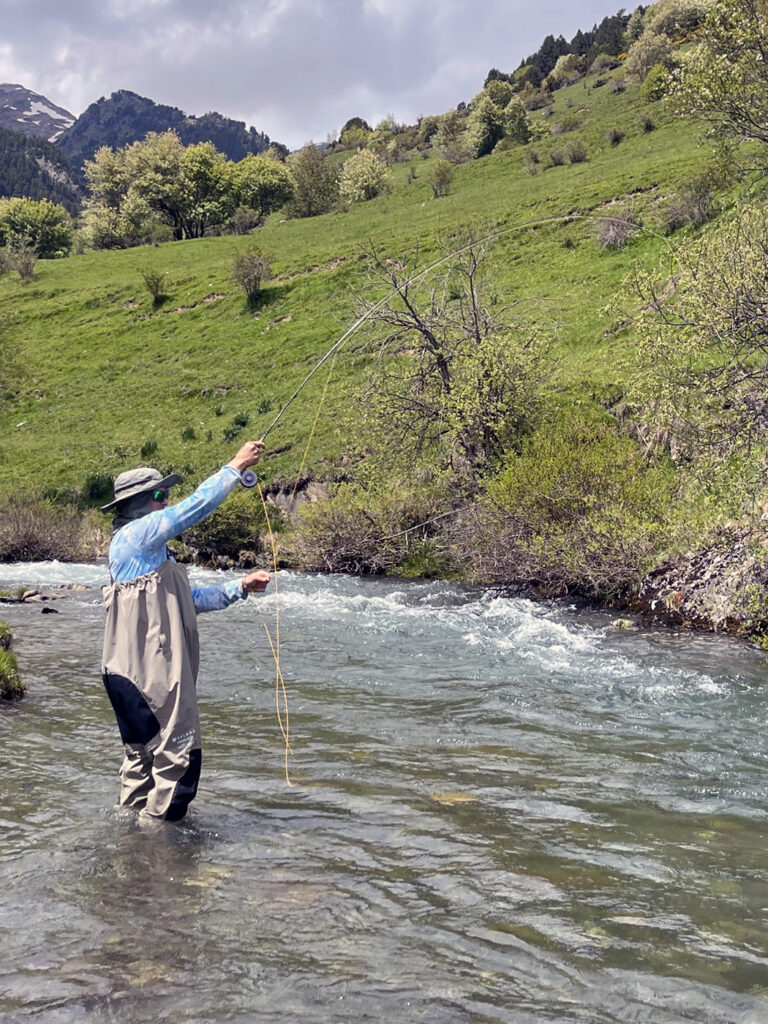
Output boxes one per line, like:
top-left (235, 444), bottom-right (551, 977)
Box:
top-left (1, 0), bottom-right (626, 149)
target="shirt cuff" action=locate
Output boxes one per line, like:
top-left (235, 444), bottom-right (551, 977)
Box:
top-left (222, 465), bottom-right (243, 483)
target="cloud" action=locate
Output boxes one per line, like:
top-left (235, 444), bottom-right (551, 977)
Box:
top-left (1, 1), bottom-right (624, 148)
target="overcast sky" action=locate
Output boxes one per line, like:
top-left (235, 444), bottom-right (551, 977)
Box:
top-left (1, 0), bottom-right (625, 148)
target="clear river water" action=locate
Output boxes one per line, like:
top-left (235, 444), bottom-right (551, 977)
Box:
top-left (1, 561), bottom-right (768, 1023)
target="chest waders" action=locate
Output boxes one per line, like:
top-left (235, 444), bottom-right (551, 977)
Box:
top-left (102, 559), bottom-right (202, 821)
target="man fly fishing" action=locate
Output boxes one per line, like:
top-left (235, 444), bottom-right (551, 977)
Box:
top-left (99, 440), bottom-right (270, 823)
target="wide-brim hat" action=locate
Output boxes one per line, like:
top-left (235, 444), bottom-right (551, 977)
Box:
top-left (100, 467), bottom-right (182, 513)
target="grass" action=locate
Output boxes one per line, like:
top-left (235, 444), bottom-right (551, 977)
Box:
top-left (0, 67), bottom-right (715, 508)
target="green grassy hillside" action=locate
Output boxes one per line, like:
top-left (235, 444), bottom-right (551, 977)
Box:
top-left (1, 69), bottom-right (710, 507)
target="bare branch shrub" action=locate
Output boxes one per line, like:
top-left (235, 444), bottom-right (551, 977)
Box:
top-left (0, 495), bottom-right (90, 562)
top-left (595, 209), bottom-right (638, 249)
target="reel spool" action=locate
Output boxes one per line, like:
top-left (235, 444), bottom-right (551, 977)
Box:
top-left (241, 469), bottom-right (258, 488)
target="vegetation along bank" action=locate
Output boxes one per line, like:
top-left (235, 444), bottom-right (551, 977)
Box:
top-left (2, 0), bottom-right (768, 642)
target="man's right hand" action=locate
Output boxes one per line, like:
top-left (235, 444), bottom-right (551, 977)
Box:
top-left (228, 440), bottom-right (266, 474)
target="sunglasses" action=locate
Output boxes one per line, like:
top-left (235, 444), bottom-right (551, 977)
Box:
top-left (152, 489), bottom-right (169, 502)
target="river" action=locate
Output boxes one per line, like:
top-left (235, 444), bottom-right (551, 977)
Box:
top-left (1, 561), bottom-right (768, 1023)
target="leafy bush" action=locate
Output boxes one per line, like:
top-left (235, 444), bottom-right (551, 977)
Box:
top-left (641, 63), bottom-right (672, 101)
top-left (139, 266), bottom-right (168, 302)
top-left (180, 489), bottom-right (264, 566)
top-left (82, 471), bottom-right (114, 503)
top-left (339, 150), bottom-right (390, 203)
top-left (0, 197), bottom-right (73, 258)
top-left (230, 246), bottom-right (273, 302)
top-left (468, 416), bottom-right (676, 599)
top-left (629, 205), bottom-right (768, 469)
top-left (427, 160), bottom-right (454, 197)
top-left (549, 148), bottom-right (567, 167)
top-left (606, 127), bottom-right (626, 146)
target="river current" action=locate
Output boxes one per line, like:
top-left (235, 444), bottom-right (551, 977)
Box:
top-left (1, 561), bottom-right (768, 1023)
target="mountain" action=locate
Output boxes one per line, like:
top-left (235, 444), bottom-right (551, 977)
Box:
top-left (0, 83), bottom-right (75, 142)
top-left (0, 125), bottom-right (83, 214)
top-left (56, 89), bottom-right (272, 172)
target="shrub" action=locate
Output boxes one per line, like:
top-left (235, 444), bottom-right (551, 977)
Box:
top-left (566, 141), bottom-right (588, 164)
top-left (181, 425), bottom-right (197, 442)
top-left (0, 646), bottom-right (24, 701)
top-left (596, 209), bottom-right (638, 249)
top-left (224, 411), bottom-right (250, 442)
top-left (609, 77), bottom-right (627, 93)
top-left (663, 177), bottom-right (715, 233)
top-left (139, 267), bottom-right (168, 302)
top-left (294, 483), bottom-right (446, 575)
top-left (230, 246), bottom-right (273, 302)
top-left (468, 416), bottom-right (676, 600)
top-left (549, 148), bottom-right (566, 167)
top-left (0, 197), bottom-right (73, 258)
top-left (638, 114), bottom-right (656, 133)
top-left (641, 63), bottom-right (672, 102)
top-left (523, 150), bottom-right (540, 175)
top-left (82, 471), bottom-right (114, 503)
top-left (427, 160), bottom-right (454, 198)
top-left (606, 127), bottom-right (626, 146)
top-left (181, 489), bottom-right (264, 566)
top-left (0, 495), bottom-right (89, 561)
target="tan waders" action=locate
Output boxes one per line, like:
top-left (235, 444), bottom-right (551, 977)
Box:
top-left (102, 560), bottom-right (202, 821)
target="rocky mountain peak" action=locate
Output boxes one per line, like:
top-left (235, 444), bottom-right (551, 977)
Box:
top-left (0, 83), bottom-right (75, 142)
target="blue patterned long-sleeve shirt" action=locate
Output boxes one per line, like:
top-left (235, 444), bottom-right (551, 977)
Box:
top-left (108, 466), bottom-right (247, 613)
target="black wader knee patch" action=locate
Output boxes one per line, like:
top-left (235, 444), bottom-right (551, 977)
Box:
top-left (102, 672), bottom-right (161, 746)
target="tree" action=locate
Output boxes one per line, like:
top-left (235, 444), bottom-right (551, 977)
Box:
top-left (339, 150), bottom-right (389, 203)
top-left (353, 233), bottom-right (545, 485)
top-left (551, 53), bottom-right (582, 85)
top-left (502, 102), bottom-right (532, 144)
top-left (264, 142), bottom-right (290, 162)
top-left (84, 131), bottom-right (239, 244)
top-left (670, 0), bottom-right (768, 152)
top-left (484, 79), bottom-right (515, 108)
top-left (625, 29), bottom-right (674, 79)
top-left (340, 116), bottom-right (372, 148)
top-left (232, 154), bottom-right (294, 222)
top-left (0, 197), bottom-right (73, 258)
top-left (623, 7), bottom-right (647, 47)
top-left (434, 108), bottom-right (471, 163)
top-left (645, 0), bottom-right (714, 35)
top-left (467, 96), bottom-right (505, 157)
top-left (283, 145), bottom-right (339, 218)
